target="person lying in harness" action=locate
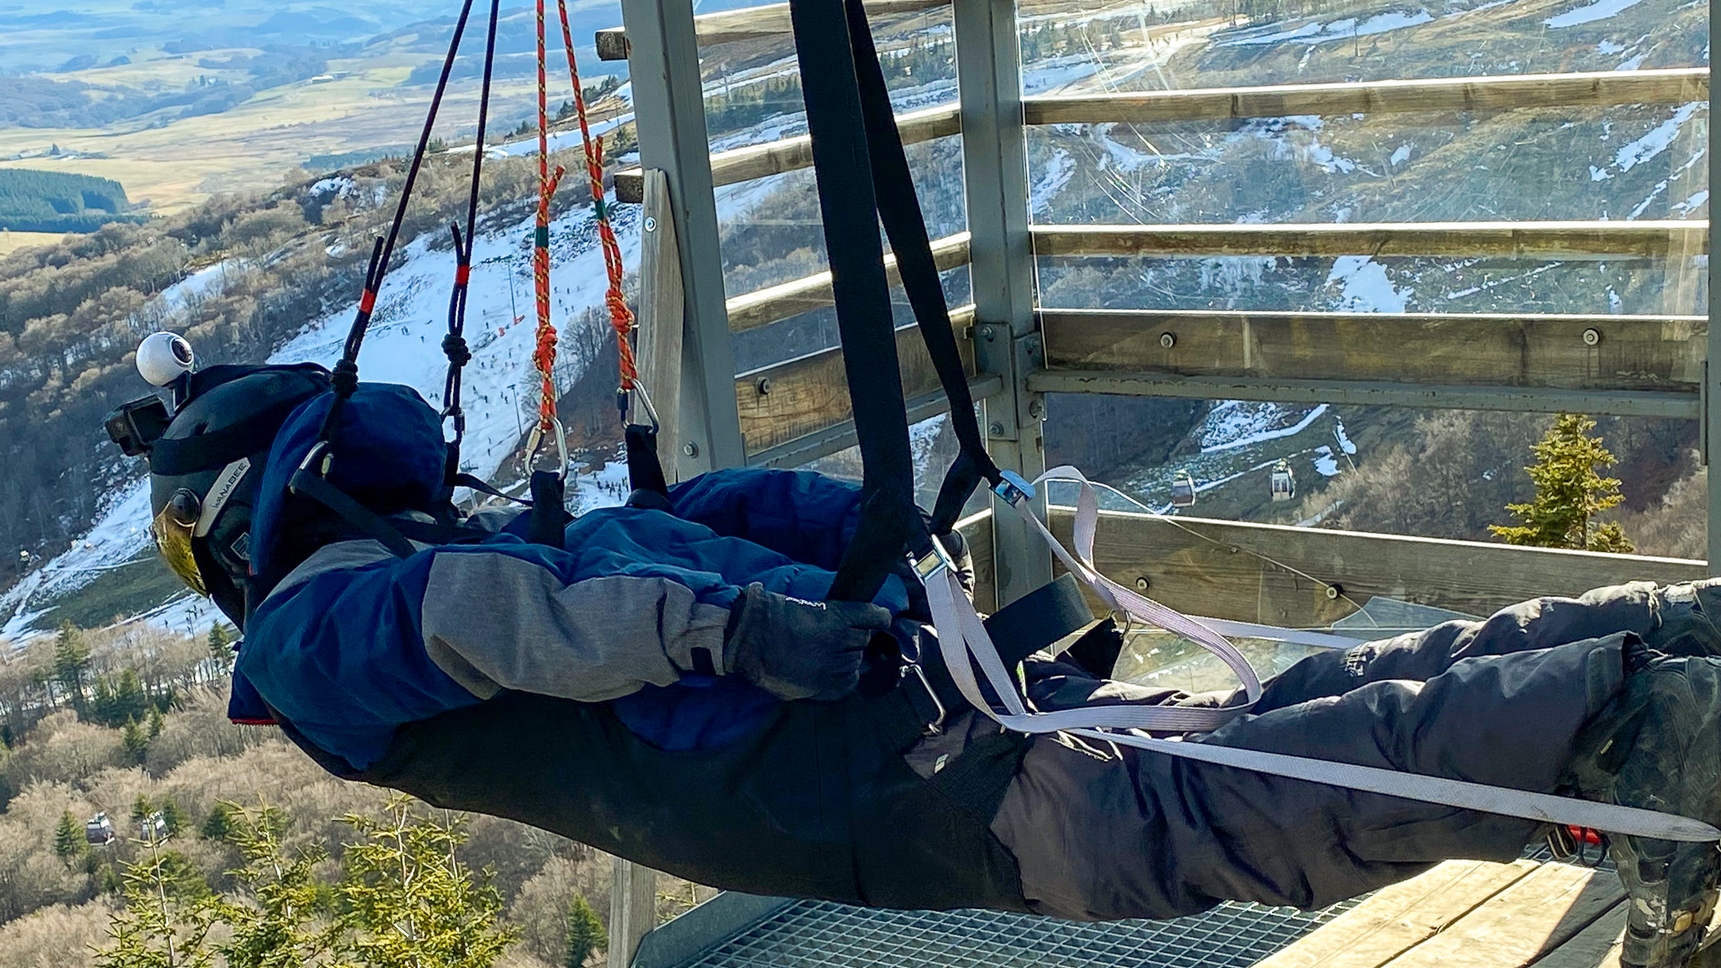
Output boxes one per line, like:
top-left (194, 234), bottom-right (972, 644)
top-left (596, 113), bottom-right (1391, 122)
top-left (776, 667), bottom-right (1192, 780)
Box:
top-left (111, 353), bottom-right (1721, 968)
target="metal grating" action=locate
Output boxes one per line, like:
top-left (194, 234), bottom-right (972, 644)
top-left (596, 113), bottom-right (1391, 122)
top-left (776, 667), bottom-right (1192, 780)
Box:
top-left (671, 898), bottom-right (1356, 968)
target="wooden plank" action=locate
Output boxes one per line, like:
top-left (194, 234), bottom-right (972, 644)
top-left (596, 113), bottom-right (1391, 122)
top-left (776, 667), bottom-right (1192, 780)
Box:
top-left (635, 170), bottom-right (688, 482)
top-left (596, 0), bottom-right (951, 59)
top-left (1050, 508), bottom-right (1709, 627)
top-left (735, 320), bottom-right (975, 456)
top-left (607, 857), bottom-right (658, 968)
top-left (1031, 222), bottom-right (1709, 260)
top-left (617, 104), bottom-right (960, 203)
top-left (1529, 903), bottom-right (1629, 968)
top-left (726, 231), bottom-right (971, 333)
top-left (1025, 68), bottom-right (1708, 125)
top-left (1256, 860), bottom-right (1539, 968)
top-left (1040, 309), bottom-right (1706, 394)
top-left (743, 371), bottom-right (999, 469)
top-left (1384, 863), bottom-right (1623, 968)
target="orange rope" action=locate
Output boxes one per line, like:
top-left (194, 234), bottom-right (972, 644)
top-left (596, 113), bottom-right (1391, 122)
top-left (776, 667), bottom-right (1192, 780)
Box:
top-left (556, 0), bottom-right (636, 395)
top-left (532, 0), bottom-right (562, 434)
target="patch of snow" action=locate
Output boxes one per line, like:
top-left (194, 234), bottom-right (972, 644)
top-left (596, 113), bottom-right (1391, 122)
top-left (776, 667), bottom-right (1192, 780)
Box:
top-left (1202, 404), bottom-right (1330, 454)
top-left (1029, 148), bottom-right (1075, 215)
top-left (1614, 102), bottom-right (1704, 172)
top-left (1327, 256), bottom-right (1411, 313)
top-left (1545, 0), bottom-right (1647, 28)
top-left (1219, 9), bottom-right (1434, 46)
top-left (1333, 418), bottom-right (1357, 455)
top-left (1313, 446), bottom-right (1340, 476)
top-left (1390, 144), bottom-right (1412, 166)
top-left (1616, 54), bottom-right (1645, 70)
top-left (1673, 189), bottom-right (1710, 216)
top-left (1590, 165), bottom-right (1612, 181)
top-left (310, 175), bottom-right (355, 197)
top-left (1597, 39), bottom-right (1627, 54)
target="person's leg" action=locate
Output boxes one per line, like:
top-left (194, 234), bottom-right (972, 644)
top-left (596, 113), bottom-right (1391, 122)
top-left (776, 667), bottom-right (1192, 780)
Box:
top-left (996, 633), bottom-right (1630, 921)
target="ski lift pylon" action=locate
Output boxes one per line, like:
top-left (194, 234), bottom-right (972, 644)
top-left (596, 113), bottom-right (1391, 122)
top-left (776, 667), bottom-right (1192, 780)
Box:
top-left (1170, 470), bottom-right (1197, 509)
top-left (1270, 460), bottom-right (1296, 503)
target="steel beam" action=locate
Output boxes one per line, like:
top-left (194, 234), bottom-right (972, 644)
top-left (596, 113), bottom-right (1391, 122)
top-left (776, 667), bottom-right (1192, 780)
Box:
top-left (954, 0), bottom-right (1049, 605)
top-left (620, 0), bottom-right (746, 475)
top-left (1709, 0), bottom-right (1720, 575)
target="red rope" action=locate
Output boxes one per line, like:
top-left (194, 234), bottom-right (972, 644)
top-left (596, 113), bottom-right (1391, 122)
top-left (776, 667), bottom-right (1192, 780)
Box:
top-left (556, 0), bottom-right (636, 394)
top-left (532, 0), bottom-right (561, 434)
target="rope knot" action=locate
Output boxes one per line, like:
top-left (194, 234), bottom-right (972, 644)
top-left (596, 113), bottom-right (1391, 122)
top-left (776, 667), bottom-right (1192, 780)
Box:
top-left (441, 334), bottom-right (473, 368)
top-left (331, 359), bottom-right (359, 398)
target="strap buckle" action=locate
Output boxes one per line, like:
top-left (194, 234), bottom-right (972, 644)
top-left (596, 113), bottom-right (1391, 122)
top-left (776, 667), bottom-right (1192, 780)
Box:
top-left (992, 469), bottom-right (1035, 508)
top-left (900, 661), bottom-right (946, 736)
top-left (911, 538), bottom-right (957, 583)
top-left (524, 416), bottom-right (569, 478)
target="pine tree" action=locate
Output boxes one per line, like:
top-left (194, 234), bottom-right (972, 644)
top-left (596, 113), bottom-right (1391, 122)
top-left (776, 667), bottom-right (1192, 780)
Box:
top-left (94, 841), bottom-right (219, 968)
top-left (55, 810), bottom-right (86, 864)
top-left (336, 797), bottom-right (518, 968)
top-left (563, 895), bottom-right (607, 968)
top-left (123, 719), bottom-right (150, 766)
top-left (159, 798), bottom-right (185, 836)
top-left (148, 706), bottom-right (165, 739)
top-left (200, 803), bottom-right (238, 841)
top-left (206, 625), bottom-right (234, 675)
top-left (54, 621), bottom-right (90, 715)
top-left (1490, 413), bottom-right (1635, 553)
top-left (132, 794), bottom-right (155, 826)
top-left (217, 801), bottom-right (343, 968)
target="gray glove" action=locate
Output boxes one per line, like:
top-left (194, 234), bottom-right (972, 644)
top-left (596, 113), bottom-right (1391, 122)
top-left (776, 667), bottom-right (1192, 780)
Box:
top-left (723, 583), bottom-right (893, 701)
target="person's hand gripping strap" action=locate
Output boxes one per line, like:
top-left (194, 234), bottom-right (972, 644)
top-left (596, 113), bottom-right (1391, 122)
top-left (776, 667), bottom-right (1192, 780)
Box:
top-left (723, 583), bottom-right (893, 701)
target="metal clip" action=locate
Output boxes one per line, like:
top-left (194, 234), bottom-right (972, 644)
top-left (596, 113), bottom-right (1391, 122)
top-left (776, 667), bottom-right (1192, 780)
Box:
top-left (297, 440), bottom-right (332, 477)
top-left (523, 416), bottom-right (569, 478)
top-left (900, 661), bottom-right (946, 736)
top-left (992, 469), bottom-right (1036, 507)
top-left (626, 380), bottom-right (662, 432)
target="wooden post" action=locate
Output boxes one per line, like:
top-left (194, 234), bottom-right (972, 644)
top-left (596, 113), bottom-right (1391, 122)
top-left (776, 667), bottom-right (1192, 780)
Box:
top-left (954, 0), bottom-right (1051, 606)
top-left (607, 857), bottom-right (658, 968)
top-left (635, 170), bottom-right (686, 482)
top-left (1709, 0), bottom-right (1719, 575)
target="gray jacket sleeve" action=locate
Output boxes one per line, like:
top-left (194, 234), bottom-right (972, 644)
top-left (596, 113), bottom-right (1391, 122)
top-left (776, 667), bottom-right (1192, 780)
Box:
top-left (419, 551), bottom-right (732, 701)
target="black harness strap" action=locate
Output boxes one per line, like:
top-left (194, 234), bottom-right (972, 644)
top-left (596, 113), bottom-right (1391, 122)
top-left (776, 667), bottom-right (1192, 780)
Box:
top-left (788, 0), bottom-right (926, 605)
top-left (842, 0), bottom-right (1002, 536)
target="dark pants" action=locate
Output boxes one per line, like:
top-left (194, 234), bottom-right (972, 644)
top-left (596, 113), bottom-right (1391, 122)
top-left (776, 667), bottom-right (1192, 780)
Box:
top-left (987, 581), bottom-right (1685, 921)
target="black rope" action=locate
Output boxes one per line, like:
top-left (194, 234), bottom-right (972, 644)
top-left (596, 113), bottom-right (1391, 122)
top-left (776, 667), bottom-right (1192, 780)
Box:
top-left (442, 0), bottom-right (503, 479)
top-left (317, 0), bottom-right (480, 450)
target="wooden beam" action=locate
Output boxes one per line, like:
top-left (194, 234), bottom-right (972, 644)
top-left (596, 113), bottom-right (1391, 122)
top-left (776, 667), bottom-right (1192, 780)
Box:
top-left (617, 104), bottom-right (960, 203)
top-left (1026, 369), bottom-right (1700, 418)
top-left (635, 171), bottom-right (689, 481)
top-left (745, 371), bottom-right (1002, 469)
top-left (596, 0), bottom-right (951, 60)
top-left (1048, 508), bottom-right (1708, 628)
top-left (1041, 309), bottom-right (1706, 393)
top-left (1025, 67), bottom-right (1708, 125)
top-left (736, 316), bottom-right (976, 456)
top-left (726, 231), bottom-right (971, 333)
top-left (1031, 221), bottom-right (1709, 260)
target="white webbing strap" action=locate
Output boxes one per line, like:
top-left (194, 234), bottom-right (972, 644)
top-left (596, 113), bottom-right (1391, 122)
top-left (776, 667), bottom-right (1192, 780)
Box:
top-left (916, 467), bottom-right (1721, 843)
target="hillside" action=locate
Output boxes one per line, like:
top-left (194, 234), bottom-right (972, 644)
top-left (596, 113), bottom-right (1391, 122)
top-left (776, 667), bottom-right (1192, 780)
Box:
top-left (0, 170), bottom-right (142, 235)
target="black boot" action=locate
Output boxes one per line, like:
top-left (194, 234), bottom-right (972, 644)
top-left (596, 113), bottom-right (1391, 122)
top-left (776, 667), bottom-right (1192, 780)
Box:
top-left (1570, 648), bottom-right (1721, 968)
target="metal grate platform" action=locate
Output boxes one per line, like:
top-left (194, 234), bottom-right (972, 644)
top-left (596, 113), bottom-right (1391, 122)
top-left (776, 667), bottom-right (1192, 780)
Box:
top-left (666, 899), bottom-right (1356, 968)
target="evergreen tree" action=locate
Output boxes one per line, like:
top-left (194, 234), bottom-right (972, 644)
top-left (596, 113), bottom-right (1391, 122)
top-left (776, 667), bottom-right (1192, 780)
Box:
top-left (96, 670), bottom-right (151, 728)
top-left (337, 797), bottom-right (518, 968)
top-left (207, 625), bottom-right (234, 675)
top-left (132, 794), bottom-right (155, 826)
top-left (217, 801), bottom-right (343, 968)
top-left (54, 621), bottom-right (91, 715)
top-left (148, 706), bottom-right (165, 739)
top-left (563, 895), bottom-right (607, 968)
top-left (159, 798), bottom-right (186, 836)
top-left (94, 842), bottom-right (219, 968)
top-left (200, 803), bottom-right (238, 841)
top-left (123, 719), bottom-right (150, 766)
top-left (1490, 414), bottom-right (1635, 552)
top-left (55, 810), bottom-right (86, 864)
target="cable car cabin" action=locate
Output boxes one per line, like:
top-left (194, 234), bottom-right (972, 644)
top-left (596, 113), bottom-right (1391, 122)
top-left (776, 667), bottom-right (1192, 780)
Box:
top-left (85, 812), bottom-right (114, 847)
top-left (1270, 461), bottom-right (1296, 503)
top-left (139, 812), bottom-right (166, 843)
top-left (1170, 471), bottom-right (1197, 509)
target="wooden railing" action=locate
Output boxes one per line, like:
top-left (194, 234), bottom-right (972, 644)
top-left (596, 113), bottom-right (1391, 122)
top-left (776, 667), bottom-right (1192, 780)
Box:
top-left (959, 508), bottom-right (1708, 627)
top-left (727, 231), bottom-right (971, 332)
top-left (596, 0), bottom-right (951, 59)
top-left (1031, 221), bottom-right (1708, 259)
top-left (1023, 67), bottom-right (1707, 125)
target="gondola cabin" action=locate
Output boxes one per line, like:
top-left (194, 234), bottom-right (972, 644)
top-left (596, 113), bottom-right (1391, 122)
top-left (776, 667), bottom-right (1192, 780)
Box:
top-left (1270, 461), bottom-right (1296, 503)
top-left (85, 812), bottom-right (114, 847)
top-left (139, 811), bottom-right (167, 844)
top-left (1170, 471), bottom-right (1197, 509)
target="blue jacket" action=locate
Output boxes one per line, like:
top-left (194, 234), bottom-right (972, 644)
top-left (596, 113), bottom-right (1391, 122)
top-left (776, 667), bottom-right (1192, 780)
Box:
top-left (236, 385), bottom-right (911, 771)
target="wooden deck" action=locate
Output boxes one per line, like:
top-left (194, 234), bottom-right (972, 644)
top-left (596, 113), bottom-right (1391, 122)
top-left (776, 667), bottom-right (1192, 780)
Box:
top-left (1255, 859), bottom-right (1721, 968)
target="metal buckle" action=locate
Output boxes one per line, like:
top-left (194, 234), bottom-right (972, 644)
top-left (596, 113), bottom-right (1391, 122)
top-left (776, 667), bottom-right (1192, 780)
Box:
top-left (901, 661), bottom-right (946, 736)
top-left (911, 538), bottom-right (957, 583)
top-left (992, 469), bottom-right (1036, 507)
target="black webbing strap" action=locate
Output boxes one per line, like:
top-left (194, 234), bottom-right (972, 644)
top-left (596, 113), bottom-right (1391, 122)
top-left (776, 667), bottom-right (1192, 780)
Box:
top-left (527, 470), bottom-right (570, 547)
top-left (788, 0), bottom-right (925, 605)
top-left (289, 470), bottom-right (417, 559)
top-left (842, 0), bottom-right (1002, 536)
top-left (452, 472), bottom-right (532, 507)
top-left (624, 424), bottom-right (670, 499)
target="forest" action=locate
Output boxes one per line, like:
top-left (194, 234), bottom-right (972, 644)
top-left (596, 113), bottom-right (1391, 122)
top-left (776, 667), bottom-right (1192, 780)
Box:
top-left (0, 171), bottom-right (141, 236)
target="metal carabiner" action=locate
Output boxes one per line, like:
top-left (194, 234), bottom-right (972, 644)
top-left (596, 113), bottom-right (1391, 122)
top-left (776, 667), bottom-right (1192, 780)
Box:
top-left (523, 416), bottom-right (569, 479)
top-left (626, 380), bottom-right (662, 433)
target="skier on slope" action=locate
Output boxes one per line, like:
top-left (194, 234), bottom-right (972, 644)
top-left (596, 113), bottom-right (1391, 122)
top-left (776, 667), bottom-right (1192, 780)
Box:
top-left (109, 348), bottom-right (1721, 968)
